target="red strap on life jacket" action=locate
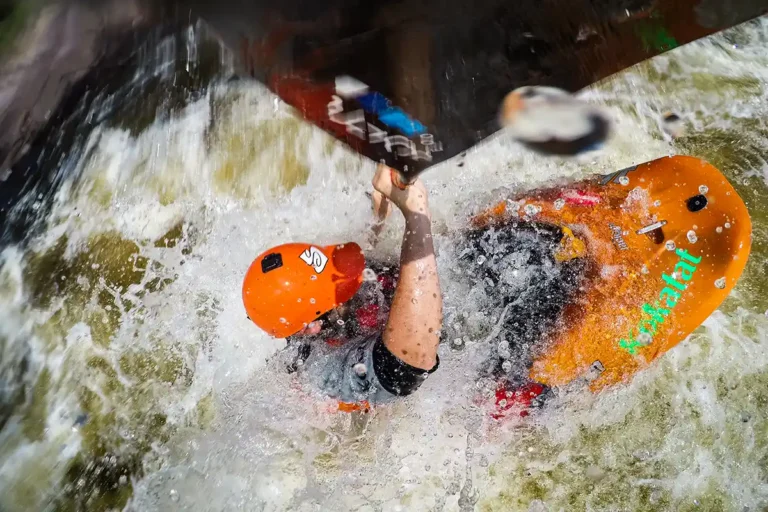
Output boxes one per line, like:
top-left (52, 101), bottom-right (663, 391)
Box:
top-left (355, 303), bottom-right (382, 329)
top-left (492, 382), bottom-right (546, 419)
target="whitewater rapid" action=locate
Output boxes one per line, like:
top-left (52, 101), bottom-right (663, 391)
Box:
top-left (1, 16), bottom-right (768, 512)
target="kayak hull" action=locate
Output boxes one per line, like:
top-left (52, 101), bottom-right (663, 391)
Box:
top-left (472, 155), bottom-right (751, 391)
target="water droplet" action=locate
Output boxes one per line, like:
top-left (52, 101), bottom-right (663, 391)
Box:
top-left (714, 277), bottom-right (726, 289)
top-left (554, 198), bottom-right (565, 210)
top-left (618, 176), bottom-right (630, 186)
top-left (309, 298), bottom-right (316, 304)
top-left (498, 399), bottom-right (508, 408)
top-left (524, 204), bottom-right (541, 216)
top-left (170, 489), bottom-right (179, 502)
top-left (297, 298), bottom-right (302, 303)
top-left (310, 275), bottom-right (318, 281)
top-left (336, 319), bottom-right (345, 326)
top-left (665, 241), bottom-right (676, 251)
top-left (687, 230), bottom-right (697, 243)
top-left (653, 200), bottom-right (661, 207)
top-left (637, 331), bottom-right (652, 345)
top-left (716, 226), bottom-right (723, 233)
top-left (698, 185), bottom-right (708, 194)
top-left (586, 465), bottom-right (605, 481)
top-left (362, 268), bottom-right (377, 281)
top-left (353, 363), bottom-right (367, 377)
top-left (476, 255), bottom-right (486, 265)
top-left (725, 222), bottom-right (731, 229)
top-left (279, 317), bottom-right (287, 324)
top-left (502, 360), bottom-right (513, 373)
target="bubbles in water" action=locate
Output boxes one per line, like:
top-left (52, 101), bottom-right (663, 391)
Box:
top-left (498, 340), bottom-right (511, 359)
top-left (362, 268), bottom-right (378, 281)
top-left (310, 275), bottom-right (317, 281)
top-left (336, 319), bottom-right (345, 326)
top-left (309, 298), bottom-right (316, 304)
top-left (618, 176), bottom-right (630, 186)
top-left (297, 298), bottom-right (301, 303)
top-left (506, 199), bottom-right (522, 216)
top-left (119, 475), bottom-right (128, 486)
top-left (554, 198), bottom-right (565, 210)
top-left (653, 200), bottom-right (661, 207)
top-left (279, 317), bottom-right (287, 324)
top-left (715, 277), bottom-right (727, 289)
top-left (725, 222), bottom-right (731, 229)
top-left (687, 230), bottom-right (698, 243)
top-left (502, 360), bottom-right (513, 373)
top-left (716, 226), bottom-right (723, 233)
top-left (665, 241), bottom-right (676, 251)
top-left (641, 265), bottom-right (649, 274)
top-left (699, 184), bottom-right (709, 194)
top-left (353, 363), bottom-right (367, 377)
top-left (169, 489), bottom-right (179, 503)
top-left (476, 255), bottom-right (486, 265)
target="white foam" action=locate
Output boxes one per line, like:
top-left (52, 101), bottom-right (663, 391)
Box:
top-left (3, 18), bottom-right (768, 512)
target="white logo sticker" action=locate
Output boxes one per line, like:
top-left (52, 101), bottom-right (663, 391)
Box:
top-left (299, 247), bottom-right (329, 274)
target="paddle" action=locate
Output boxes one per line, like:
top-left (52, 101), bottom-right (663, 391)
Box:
top-left (188, 0), bottom-right (768, 178)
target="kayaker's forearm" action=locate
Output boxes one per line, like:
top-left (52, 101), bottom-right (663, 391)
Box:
top-left (383, 212), bottom-right (442, 370)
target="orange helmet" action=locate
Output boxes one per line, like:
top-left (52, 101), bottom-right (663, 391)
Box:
top-left (242, 242), bottom-right (366, 338)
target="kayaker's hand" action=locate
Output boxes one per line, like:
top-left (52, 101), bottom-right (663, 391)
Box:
top-left (372, 164), bottom-right (430, 218)
top-left (371, 189), bottom-right (392, 223)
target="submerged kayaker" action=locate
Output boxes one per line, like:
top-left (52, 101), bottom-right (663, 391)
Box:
top-left (243, 162), bottom-right (585, 414)
top-left (243, 164), bottom-right (443, 407)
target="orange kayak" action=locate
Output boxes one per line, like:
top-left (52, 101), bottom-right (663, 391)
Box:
top-left (472, 155), bottom-right (751, 392)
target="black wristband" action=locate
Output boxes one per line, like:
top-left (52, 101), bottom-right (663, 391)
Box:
top-left (372, 336), bottom-right (439, 396)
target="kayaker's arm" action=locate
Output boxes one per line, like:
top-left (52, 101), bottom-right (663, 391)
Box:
top-left (372, 165), bottom-right (442, 371)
